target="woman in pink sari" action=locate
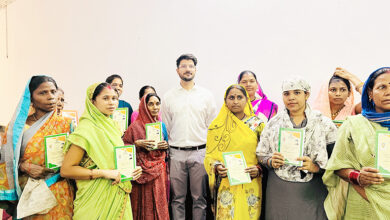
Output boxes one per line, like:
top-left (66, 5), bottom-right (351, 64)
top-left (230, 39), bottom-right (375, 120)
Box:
top-left (238, 70), bottom-right (278, 122)
top-left (314, 67), bottom-right (364, 120)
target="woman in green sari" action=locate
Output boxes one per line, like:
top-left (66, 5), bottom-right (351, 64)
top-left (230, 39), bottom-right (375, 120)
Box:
top-left (323, 67), bottom-right (390, 219)
top-left (61, 82), bottom-right (142, 219)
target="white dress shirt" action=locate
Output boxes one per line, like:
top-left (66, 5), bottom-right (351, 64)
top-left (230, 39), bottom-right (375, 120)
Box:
top-left (161, 84), bottom-right (217, 147)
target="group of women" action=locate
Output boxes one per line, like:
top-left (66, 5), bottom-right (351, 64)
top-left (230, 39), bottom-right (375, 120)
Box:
top-left (0, 67), bottom-right (389, 219)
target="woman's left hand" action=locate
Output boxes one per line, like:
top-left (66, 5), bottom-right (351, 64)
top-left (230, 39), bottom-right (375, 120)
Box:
top-left (245, 165), bottom-right (260, 178)
top-left (157, 141), bottom-right (169, 150)
top-left (132, 166), bottom-right (143, 181)
top-left (297, 156), bottom-right (320, 173)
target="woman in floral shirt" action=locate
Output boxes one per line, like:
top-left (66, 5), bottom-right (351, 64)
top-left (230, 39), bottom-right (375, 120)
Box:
top-left (256, 77), bottom-right (337, 220)
top-left (205, 84), bottom-right (265, 220)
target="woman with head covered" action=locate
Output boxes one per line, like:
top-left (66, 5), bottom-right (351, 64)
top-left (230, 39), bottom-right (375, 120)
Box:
top-left (256, 76), bottom-right (337, 220)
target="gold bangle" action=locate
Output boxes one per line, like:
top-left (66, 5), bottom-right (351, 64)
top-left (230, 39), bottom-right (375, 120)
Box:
top-left (355, 82), bottom-right (364, 92)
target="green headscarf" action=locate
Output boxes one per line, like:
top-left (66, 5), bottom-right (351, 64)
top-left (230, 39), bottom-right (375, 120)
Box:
top-left (64, 83), bottom-right (123, 169)
top-left (64, 83), bottom-right (133, 219)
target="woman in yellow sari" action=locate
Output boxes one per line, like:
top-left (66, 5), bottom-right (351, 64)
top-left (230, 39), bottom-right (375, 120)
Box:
top-left (205, 84), bottom-right (265, 220)
top-left (60, 82), bottom-right (142, 219)
top-left (0, 76), bottom-right (74, 219)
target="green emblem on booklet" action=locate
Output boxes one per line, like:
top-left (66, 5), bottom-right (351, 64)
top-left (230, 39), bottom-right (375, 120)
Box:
top-left (332, 120), bottom-right (344, 129)
top-left (44, 133), bottom-right (68, 171)
top-left (278, 127), bottom-right (304, 166)
top-left (222, 151), bottom-right (251, 186)
top-left (114, 145), bottom-right (136, 182)
top-left (145, 122), bottom-right (162, 150)
top-left (375, 131), bottom-right (390, 177)
top-left (112, 107), bottom-right (129, 134)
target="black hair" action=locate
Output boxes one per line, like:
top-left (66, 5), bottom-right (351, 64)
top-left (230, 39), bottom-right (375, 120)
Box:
top-left (105, 74), bottom-right (123, 84)
top-left (0, 125), bottom-right (5, 133)
top-left (224, 85), bottom-right (248, 99)
top-left (92, 82), bottom-right (119, 101)
top-left (238, 70), bottom-right (258, 83)
top-left (328, 76), bottom-right (351, 91)
top-left (367, 68), bottom-right (390, 90)
top-left (29, 75), bottom-right (58, 96)
top-left (139, 85), bottom-right (156, 100)
top-left (145, 93), bottom-right (161, 103)
top-left (176, 54), bottom-right (197, 68)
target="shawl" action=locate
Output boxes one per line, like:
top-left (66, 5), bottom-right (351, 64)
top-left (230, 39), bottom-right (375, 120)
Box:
top-left (313, 80), bottom-right (355, 120)
top-left (361, 67), bottom-right (390, 129)
top-left (251, 83), bottom-right (278, 120)
top-left (122, 96), bottom-right (168, 184)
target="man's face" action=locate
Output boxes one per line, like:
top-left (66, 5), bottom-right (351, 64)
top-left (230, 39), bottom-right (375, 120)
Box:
top-left (176, 59), bottom-right (196, 82)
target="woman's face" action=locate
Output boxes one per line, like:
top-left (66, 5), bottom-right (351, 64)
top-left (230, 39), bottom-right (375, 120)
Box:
top-left (31, 82), bottom-right (58, 113)
top-left (239, 73), bottom-right (258, 98)
top-left (110, 78), bottom-right (123, 97)
top-left (225, 88), bottom-right (247, 116)
top-left (147, 96), bottom-right (161, 118)
top-left (328, 80), bottom-right (350, 106)
top-left (92, 87), bottom-right (119, 116)
top-left (56, 91), bottom-right (65, 113)
top-left (283, 90), bottom-right (309, 113)
top-left (369, 72), bottom-right (390, 113)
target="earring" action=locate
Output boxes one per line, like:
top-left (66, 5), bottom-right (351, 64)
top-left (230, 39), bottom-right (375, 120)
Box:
top-left (369, 97), bottom-right (372, 102)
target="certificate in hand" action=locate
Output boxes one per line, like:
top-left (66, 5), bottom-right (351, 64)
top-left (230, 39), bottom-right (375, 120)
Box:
top-left (222, 151), bottom-right (251, 186)
top-left (112, 108), bottom-right (129, 134)
top-left (44, 133), bottom-right (68, 171)
top-left (375, 131), bottom-right (390, 177)
top-left (333, 120), bottom-right (344, 129)
top-left (114, 145), bottom-right (136, 182)
top-left (145, 122), bottom-right (162, 150)
top-left (62, 110), bottom-right (79, 127)
top-left (278, 128), bottom-right (304, 166)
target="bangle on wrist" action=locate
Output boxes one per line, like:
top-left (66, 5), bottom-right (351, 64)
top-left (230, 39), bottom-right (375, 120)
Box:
top-left (349, 170), bottom-right (360, 185)
top-left (268, 158), bottom-right (273, 168)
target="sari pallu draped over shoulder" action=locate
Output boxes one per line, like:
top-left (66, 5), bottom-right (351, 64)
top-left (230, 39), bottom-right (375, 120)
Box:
top-left (0, 77), bottom-right (74, 219)
top-left (323, 67), bottom-right (390, 220)
top-left (64, 83), bottom-right (133, 220)
top-left (122, 95), bottom-right (169, 220)
top-left (205, 85), bottom-right (264, 220)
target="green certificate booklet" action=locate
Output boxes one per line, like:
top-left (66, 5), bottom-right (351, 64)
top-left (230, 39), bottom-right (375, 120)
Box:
top-left (112, 107), bottom-right (129, 134)
top-left (222, 151), bottom-right (251, 186)
top-left (145, 122), bottom-right (162, 150)
top-left (278, 128), bottom-right (304, 166)
top-left (114, 145), bottom-right (136, 182)
top-left (44, 133), bottom-right (68, 171)
top-left (375, 131), bottom-right (390, 177)
top-left (332, 120), bottom-right (344, 129)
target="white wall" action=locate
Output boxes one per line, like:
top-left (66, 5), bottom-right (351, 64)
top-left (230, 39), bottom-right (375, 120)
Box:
top-left (1, 0), bottom-right (389, 125)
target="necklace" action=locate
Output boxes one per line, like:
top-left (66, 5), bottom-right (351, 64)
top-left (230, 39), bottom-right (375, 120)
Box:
top-left (240, 114), bottom-right (246, 121)
top-left (331, 105), bottom-right (345, 118)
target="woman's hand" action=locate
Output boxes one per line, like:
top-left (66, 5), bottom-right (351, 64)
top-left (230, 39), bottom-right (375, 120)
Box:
top-left (99, 169), bottom-right (121, 185)
top-left (245, 165), bottom-right (261, 178)
top-left (358, 167), bottom-right (384, 187)
top-left (134, 139), bottom-right (156, 151)
top-left (297, 156), bottom-right (320, 173)
top-left (132, 166), bottom-right (143, 181)
top-left (215, 164), bottom-right (228, 178)
top-left (157, 141), bottom-right (169, 150)
top-left (334, 67), bottom-right (354, 80)
top-left (20, 161), bottom-right (55, 179)
top-left (271, 152), bottom-right (285, 169)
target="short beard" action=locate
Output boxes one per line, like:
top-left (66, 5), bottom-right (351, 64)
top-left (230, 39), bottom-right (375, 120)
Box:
top-left (180, 75), bottom-right (194, 82)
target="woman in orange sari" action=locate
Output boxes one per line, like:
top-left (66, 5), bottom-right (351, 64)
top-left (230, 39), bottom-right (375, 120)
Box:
top-left (0, 76), bottom-right (74, 219)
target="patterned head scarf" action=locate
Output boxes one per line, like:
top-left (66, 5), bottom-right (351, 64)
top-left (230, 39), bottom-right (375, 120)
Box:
top-left (282, 76), bottom-right (311, 93)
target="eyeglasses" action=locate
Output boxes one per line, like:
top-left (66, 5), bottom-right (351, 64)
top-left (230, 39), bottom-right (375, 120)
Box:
top-left (179, 65), bottom-right (195, 69)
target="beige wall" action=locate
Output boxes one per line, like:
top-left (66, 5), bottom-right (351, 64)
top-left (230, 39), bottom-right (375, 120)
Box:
top-left (0, 0), bottom-right (389, 125)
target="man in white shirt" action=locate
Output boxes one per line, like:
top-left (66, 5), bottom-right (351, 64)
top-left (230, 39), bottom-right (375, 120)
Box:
top-left (161, 54), bottom-right (217, 220)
